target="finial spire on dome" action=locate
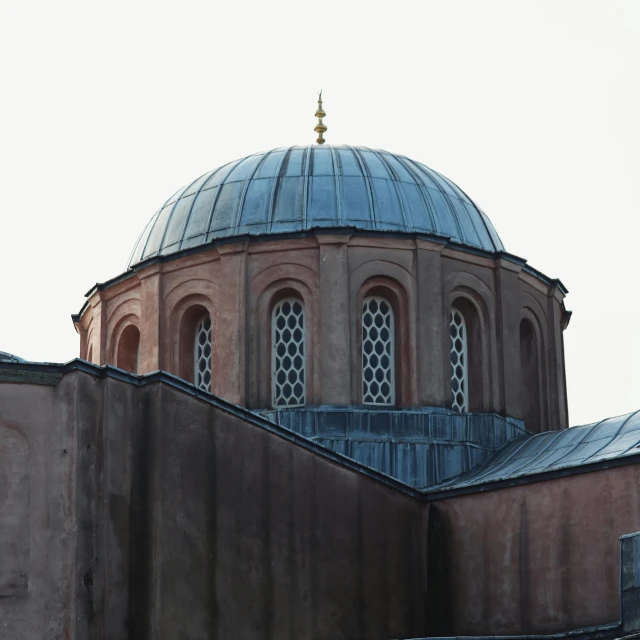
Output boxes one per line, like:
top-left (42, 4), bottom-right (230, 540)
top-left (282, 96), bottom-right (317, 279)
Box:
top-left (314, 90), bottom-right (327, 145)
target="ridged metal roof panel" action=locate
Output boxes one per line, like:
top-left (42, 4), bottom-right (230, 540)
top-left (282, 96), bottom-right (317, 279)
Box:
top-left (261, 407), bottom-right (527, 488)
top-left (128, 145), bottom-right (504, 268)
top-left (429, 409), bottom-right (640, 492)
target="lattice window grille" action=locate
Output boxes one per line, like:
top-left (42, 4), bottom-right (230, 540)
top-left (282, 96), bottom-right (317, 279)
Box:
top-left (272, 298), bottom-right (306, 408)
top-left (450, 308), bottom-right (468, 413)
top-left (362, 296), bottom-right (395, 405)
top-left (194, 316), bottom-right (212, 392)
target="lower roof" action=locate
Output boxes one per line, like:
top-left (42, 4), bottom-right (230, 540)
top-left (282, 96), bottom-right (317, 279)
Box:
top-left (430, 408), bottom-right (640, 493)
top-left (0, 350), bottom-right (24, 363)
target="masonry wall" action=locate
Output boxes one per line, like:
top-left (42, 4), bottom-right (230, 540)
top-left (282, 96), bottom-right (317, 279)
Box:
top-left (430, 464), bottom-right (640, 636)
top-left (142, 383), bottom-right (428, 639)
top-left (4, 365), bottom-right (636, 640)
top-left (0, 368), bottom-right (428, 640)
top-left (0, 368), bottom-right (131, 639)
top-left (76, 233), bottom-right (569, 432)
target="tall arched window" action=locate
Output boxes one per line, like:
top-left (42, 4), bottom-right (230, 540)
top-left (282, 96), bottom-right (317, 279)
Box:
top-left (362, 296), bottom-right (395, 405)
top-left (116, 324), bottom-right (140, 373)
top-left (450, 308), bottom-right (468, 413)
top-left (271, 298), bottom-right (305, 407)
top-left (194, 315), bottom-right (212, 392)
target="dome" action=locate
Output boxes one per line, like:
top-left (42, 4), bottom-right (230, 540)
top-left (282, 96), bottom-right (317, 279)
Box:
top-left (128, 145), bottom-right (504, 268)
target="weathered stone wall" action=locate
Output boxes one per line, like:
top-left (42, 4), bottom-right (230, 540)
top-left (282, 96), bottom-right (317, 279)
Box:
top-left (430, 464), bottom-right (640, 635)
top-left (4, 364), bottom-right (635, 640)
top-left (143, 383), bottom-right (427, 640)
top-left (0, 367), bottom-right (428, 640)
top-left (0, 370), bottom-right (117, 639)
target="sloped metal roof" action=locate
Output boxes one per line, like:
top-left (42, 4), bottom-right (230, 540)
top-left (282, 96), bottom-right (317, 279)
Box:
top-left (128, 145), bottom-right (504, 268)
top-left (262, 407), bottom-right (527, 488)
top-left (0, 351), bottom-right (24, 363)
top-left (429, 409), bottom-right (640, 492)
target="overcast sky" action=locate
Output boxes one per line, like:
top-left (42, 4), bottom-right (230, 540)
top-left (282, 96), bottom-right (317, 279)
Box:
top-left (1, 0), bottom-right (638, 426)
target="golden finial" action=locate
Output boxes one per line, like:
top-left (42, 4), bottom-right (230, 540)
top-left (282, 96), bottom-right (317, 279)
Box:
top-left (314, 90), bottom-right (327, 145)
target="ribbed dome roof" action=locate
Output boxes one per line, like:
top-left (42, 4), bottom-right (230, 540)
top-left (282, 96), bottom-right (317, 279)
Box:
top-left (128, 145), bottom-right (504, 268)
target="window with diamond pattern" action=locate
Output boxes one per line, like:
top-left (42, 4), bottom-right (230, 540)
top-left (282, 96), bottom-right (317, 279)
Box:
top-left (450, 308), bottom-right (468, 412)
top-left (271, 298), bottom-right (305, 408)
top-left (194, 316), bottom-right (212, 392)
top-left (362, 296), bottom-right (395, 405)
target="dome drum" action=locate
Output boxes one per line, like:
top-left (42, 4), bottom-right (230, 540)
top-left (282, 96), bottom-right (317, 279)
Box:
top-left (75, 229), bottom-right (569, 433)
top-left (74, 144), bottom-right (569, 433)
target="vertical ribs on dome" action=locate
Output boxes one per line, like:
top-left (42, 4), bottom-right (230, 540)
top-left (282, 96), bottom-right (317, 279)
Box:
top-left (125, 145), bottom-right (507, 271)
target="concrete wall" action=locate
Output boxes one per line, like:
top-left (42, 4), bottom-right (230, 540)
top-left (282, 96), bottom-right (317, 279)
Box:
top-left (430, 463), bottom-right (640, 636)
top-left (0, 368), bottom-right (428, 640)
top-left (75, 233), bottom-right (569, 432)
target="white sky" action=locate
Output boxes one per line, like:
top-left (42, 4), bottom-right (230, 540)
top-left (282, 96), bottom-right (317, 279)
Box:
top-left (1, 0), bottom-right (638, 426)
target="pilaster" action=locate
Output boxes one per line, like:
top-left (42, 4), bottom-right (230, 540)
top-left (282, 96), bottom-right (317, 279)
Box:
top-left (139, 264), bottom-right (163, 374)
top-left (416, 240), bottom-right (446, 406)
top-left (547, 290), bottom-right (569, 430)
top-left (496, 258), bottom-right (524, 419)
top-left (217, 243), bottom-right (247, 405)
top-left (93, 294), bottom-right (107, 365)
top-left (317, 234), bottom-right (352, 405)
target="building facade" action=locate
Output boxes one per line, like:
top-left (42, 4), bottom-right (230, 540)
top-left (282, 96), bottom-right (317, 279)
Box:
top-left (73, 146), bottom-right (569, 433)
top-left (1, 143), bottom-right (639, 640)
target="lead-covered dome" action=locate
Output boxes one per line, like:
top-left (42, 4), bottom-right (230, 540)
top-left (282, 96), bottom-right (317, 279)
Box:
top-left (128, 145), bottom-right (504, 268)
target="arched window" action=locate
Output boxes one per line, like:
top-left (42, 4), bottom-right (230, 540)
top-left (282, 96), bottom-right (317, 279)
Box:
top-left (450, 308), bottom-right (468, 413)
top-left (194, 315), bottom-right (212, 392)
top-left (116, 324), bottom-right (140, 373)
top-left (178, 303), bottom-right (213, 390)
top-left (362, 296), bottom-right (395, 405)
top-left (272, 298), bottom-right (305, 407)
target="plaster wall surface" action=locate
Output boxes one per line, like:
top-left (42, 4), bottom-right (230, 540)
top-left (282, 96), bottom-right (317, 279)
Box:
top-left (76, 233), bottom-right (569, 431)
top-left (1, 365), bottom-right (639, 639)
top-left (0, 368), bottom-right (428, 640)
top-left (0, 371), bottom-right (118, 640)
top-left (140, 383), bottom-right (428, 640)
top-left (430, 463), bottom-right (640, 636)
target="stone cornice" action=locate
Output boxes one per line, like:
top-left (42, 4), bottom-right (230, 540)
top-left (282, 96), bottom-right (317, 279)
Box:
top-left (72, 229), bottom-right (568, 323)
